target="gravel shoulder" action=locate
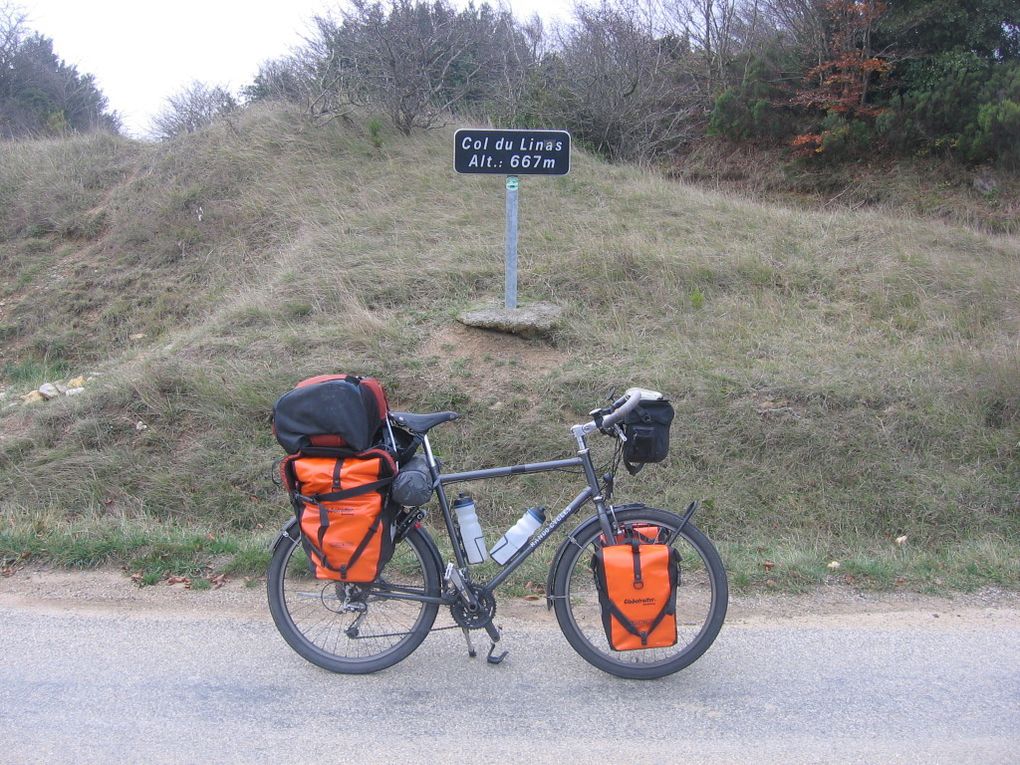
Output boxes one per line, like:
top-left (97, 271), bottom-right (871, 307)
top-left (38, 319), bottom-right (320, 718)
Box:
top-left (2, 565), bottom-right (1018, 629)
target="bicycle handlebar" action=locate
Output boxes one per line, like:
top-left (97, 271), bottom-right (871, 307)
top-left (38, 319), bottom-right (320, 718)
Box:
top-left (585, 387), bottom-right (664, 432)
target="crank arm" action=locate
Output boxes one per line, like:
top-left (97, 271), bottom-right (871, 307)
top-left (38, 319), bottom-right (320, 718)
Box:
top-left (444, 563), bottom-right (479, 608)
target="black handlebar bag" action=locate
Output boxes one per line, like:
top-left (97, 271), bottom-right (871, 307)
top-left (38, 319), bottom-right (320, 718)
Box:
top-left (622, 399), bottom-right (674, 475)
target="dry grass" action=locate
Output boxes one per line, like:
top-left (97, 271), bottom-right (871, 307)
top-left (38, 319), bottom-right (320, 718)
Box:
top-left (1, 103), bottom-right (1018, 589)
top-left (673, 140), bottom-right (1020, 235)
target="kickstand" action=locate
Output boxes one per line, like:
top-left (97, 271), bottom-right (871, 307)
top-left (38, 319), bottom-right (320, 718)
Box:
top-left (461, 628), bottom-right (477, 659)
top-left (483, 622), bottom-right (507, 665)
top-left (486, 641), bottom-right (508, 665)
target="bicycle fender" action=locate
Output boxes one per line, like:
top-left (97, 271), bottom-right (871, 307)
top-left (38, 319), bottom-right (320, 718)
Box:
top-left (544, 503), bottom-right (651, 609)
top-left (410, 523), bottom-right (444, 581)
top-left (269, 517), bottom-right (301, 553)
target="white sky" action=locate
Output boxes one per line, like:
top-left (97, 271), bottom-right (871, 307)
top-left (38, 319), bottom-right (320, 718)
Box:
top-left (18, 0), bottom-right (574, 137)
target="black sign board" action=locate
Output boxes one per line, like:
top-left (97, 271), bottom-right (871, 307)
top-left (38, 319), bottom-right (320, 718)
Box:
top-left (455, 128), bottom-right (570, 175)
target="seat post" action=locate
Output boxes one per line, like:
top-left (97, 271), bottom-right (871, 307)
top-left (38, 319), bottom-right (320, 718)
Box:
top-left (422, 435), bottom-right (439, 470)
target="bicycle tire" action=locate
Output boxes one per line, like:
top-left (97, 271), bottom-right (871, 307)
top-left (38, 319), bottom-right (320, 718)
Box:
top-left (550, 505), bottom-right (727, 679)
top-left (267, 524), bottom-right (441, 674)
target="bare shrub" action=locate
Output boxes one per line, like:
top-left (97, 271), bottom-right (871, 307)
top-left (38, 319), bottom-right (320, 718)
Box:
top-left (539, 0), bottom-right (701, 161)
top-left (151, 81), bottom-right (238, 140)
top-left (306, 0), bottom-right (535, 133)
top-left (243, 57), bottom-right (310, 105)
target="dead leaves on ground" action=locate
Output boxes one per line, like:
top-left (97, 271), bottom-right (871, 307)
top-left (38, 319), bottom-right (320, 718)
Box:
top-left (1, 550), bottom-right (31, 577)
top-left (129, 568), bottom-right (229, 590)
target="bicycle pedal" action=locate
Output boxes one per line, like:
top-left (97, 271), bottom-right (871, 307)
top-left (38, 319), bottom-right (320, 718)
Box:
top-left (486, 642), bottom-right (508, 665)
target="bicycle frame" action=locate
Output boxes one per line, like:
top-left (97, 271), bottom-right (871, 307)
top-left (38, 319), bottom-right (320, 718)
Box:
top-left (413, 423), bottom-right (616, 598)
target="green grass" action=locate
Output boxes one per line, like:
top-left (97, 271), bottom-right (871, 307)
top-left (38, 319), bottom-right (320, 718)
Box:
top-left (0, 516), bottom-right (274, 584)
top-left (2, 357), bottom-right (74, 387)
top-left (0, 103), bottom-right (1018, 591)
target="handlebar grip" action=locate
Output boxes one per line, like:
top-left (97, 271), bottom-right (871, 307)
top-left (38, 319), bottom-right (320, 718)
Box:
top-left (577, 387), bottom-right (663, 437)
top-left (599, 387), bottom-right (652, 429)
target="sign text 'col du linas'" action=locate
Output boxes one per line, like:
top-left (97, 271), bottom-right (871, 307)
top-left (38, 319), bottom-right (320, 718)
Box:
top-left (454, 129), bottom-right (571, 175)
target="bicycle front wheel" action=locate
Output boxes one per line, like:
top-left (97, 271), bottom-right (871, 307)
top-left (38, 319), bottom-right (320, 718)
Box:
top-left (267, 524), bottom-right (441, 674)
top-left (550, 505), bottom-right (727, 679)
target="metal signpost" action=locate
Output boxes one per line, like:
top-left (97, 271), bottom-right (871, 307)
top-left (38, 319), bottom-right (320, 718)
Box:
top-left (455, 129), bottom-right (571, 310)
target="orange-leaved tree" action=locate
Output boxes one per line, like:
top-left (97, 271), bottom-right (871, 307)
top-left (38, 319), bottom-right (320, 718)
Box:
top-left (791, 0), bottom-right (892, 154)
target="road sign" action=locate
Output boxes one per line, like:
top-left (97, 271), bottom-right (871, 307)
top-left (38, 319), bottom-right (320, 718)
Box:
top-left (454, 129), bottom-right (570, 175)
top-left (455, 128), bottom-right (570, 310)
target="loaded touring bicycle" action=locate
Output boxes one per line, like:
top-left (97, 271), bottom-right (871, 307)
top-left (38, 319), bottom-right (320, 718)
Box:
top-left (268, 374), bottom-right (727, 679)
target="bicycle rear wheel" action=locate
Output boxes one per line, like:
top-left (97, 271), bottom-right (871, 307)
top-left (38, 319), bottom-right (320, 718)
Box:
top-left (550, 505), bottom-right (727, 679)
top-left (267, 524), bottom-right (441, 674)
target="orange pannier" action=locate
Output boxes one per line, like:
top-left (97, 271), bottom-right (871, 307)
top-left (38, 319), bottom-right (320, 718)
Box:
top-left (592, 535), bottom-right (679, 651)
top-left (282, 448), bottom-right (396, 582)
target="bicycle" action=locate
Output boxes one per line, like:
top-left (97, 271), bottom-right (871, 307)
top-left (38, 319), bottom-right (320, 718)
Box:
top-left (267, 387), bottom-right (728, 679)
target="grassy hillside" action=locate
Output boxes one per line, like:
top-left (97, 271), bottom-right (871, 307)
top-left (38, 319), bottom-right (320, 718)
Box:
top-left (673, 141), bottom-right (1020, 236)
top-left (1, 103), bottom-right (1018, 590)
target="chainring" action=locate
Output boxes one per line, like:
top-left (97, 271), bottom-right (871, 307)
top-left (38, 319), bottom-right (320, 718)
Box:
top-left (449, 588), bottom-right (497, 630)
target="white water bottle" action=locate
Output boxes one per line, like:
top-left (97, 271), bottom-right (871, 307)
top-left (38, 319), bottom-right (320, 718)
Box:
top-left (489, 506), bottom-right (546, 565)
top-left (453, 494), bottom-right (489, 564)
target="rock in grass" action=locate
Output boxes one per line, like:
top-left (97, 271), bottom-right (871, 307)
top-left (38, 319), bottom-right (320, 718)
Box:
top-left (22, 390), bottom-right (46, 404)
top-left (67, 376), bottom-right (86, 388)
top-left (457, 301), bottom-right (562, 338)
top-left (38, 383), bottom-right (60, 400)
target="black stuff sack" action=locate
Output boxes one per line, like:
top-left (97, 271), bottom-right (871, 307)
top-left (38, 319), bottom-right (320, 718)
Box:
top-left (273, 374), bottom-right (388, 456)
top-left (390, 455), bottom-right (433, 507)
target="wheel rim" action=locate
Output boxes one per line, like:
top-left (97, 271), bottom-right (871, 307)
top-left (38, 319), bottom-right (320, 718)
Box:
top-left (274, 534), bottom-right (434, 666)
top-left (560, 519), bottom-right (721, 671)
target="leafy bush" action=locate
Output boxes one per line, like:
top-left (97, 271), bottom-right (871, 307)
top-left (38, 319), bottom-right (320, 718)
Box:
top-left (972, 99), bottom-right (1020, 168)
top-left (0, 11), bottom-right (118, 138)
top-left (708, 89), bottom-right (791, 144)
top-left (880, 53), bottom-right (1020, 167)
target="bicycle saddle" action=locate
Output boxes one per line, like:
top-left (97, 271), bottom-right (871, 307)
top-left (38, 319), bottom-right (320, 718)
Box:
top-left (389, 410), bottom-right (460, 433)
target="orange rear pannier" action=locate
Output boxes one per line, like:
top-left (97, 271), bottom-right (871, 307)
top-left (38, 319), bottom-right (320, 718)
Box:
top-left (281, 448), bottom-right (396, 582)
top-left (592, 533), bottom-right (679, 651)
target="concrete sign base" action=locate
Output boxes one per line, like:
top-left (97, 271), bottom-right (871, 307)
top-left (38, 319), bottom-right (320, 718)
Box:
top-left (457, 301), bottom-right (563, 338)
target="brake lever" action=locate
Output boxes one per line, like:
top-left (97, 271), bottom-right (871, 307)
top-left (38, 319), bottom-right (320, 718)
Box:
top-left (597, 422), bottom-right (627, 440)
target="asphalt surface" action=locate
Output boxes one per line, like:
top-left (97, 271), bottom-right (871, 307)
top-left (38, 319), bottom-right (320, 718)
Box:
top-left (1, 577), bottom-right (1018, 764)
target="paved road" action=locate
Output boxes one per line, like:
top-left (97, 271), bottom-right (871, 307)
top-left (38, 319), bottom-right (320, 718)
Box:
top-left (1, 575), bottom-right (1018, 764)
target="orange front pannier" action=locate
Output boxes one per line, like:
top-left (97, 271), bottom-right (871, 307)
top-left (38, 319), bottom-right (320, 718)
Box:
top-left (593, 539), bottom-right (679, 651)
top-left (283, 448), bottom-right (396, 582)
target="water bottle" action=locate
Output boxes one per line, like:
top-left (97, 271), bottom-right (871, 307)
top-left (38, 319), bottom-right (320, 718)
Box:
top-left (489, 506), bottom-right (546, 565)
top-left (453, 493), bottom-right (488, 564)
